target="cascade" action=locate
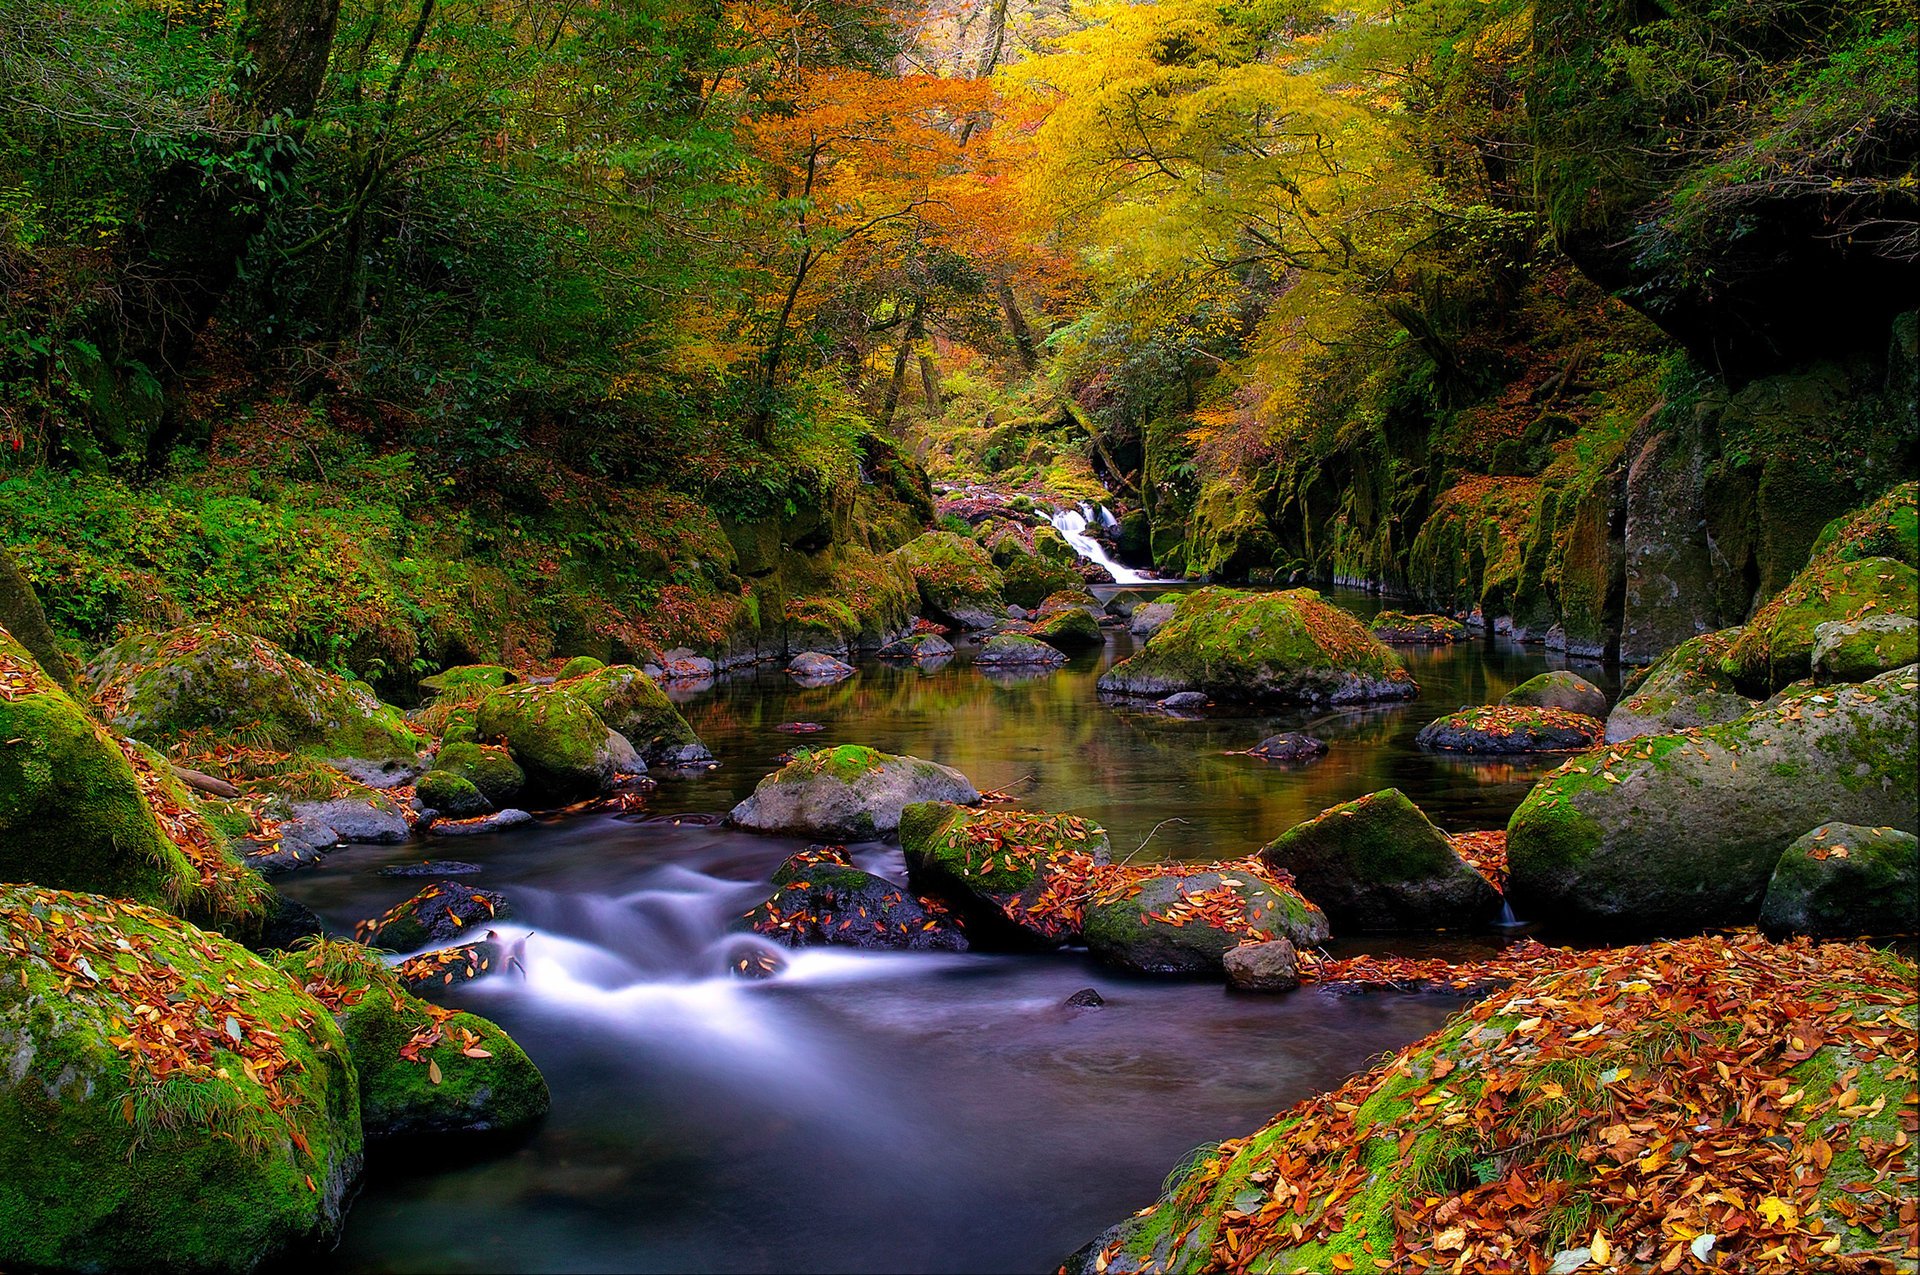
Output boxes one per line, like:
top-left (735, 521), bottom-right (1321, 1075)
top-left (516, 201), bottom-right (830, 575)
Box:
top-left (1049, 504), bottom-right (1155, 584)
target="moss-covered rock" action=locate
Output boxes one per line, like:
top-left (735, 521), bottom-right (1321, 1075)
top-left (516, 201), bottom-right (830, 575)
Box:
top-left (1811, 614), bottom-right (1919, 685)
top-left (1261, 789), bottom-right (1499, 931)
top-left (0, 886), bottom-right (361, 1273)
top-left (1097, 588), bottom-right (1416, 704)
top-left (1071, 936), bottom-right (1916, 1274)
top-left (1, 545), bottom-right (74, 691)
top-left (1128, 601), bottom-right (1177, 638)
top-left (556, 655), bottom-right (605, 679)
top-left (434, 740), bottom-right (525, 807)
top-left (740, 846), bottom-right (968, 951)
top-left (416, 769), bottom-right (488, 817)
top-left (571, 664), bottom-right (711, 765)
top-left (1758, 823), bottom-right (1919, 939)
top-left (876, 632), bottom-right (955, 662)
top-left (730, 745), bottom-right (979, 840)
top-left (974, 633), bottom-right (1068, 667)
top-left (893, 531), bottom-right (1006, 630)
top-left (1605, 628), bottom-right (1758, 742)
top-left (278, 939), bottom-right (549, 1141)
top-left (1415, 705), bottom-right (1604, 754)
top-left (418, 664), bottom-right (518, 698)
top-left (89, 624), bottom-right (425, 762)
top-left (1002, 553), bottom-right (1085, 609)
top-left (1806, 480), bottom-right (1919, 570)
top-left (901, 803), bottom-right (1111, 946)
top-left (474, 682), bottom-right (639, 797)
top-left (1722, 556), bottom-right (1918, 692)
top-left (1501, 670), bottom-right (1608, 717)
top-left (1082, 864), bottom-right (1330, 976)
top-left (1369, 611), bottom-right (1470, 644)
top-left (364, 881), bottom-right (511, 953)
top-left (1, 627), bottom-right (268, 927)
top-left (1507, 665), bottom-right (1919, 933)
top-left (1030, 607), bottom-right (1103, 650)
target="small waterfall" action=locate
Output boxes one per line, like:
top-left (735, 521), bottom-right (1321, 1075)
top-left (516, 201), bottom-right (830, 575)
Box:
top-left (1093, 504), bottom-right (1120, 532)
top-left (1495, 897), bottom-right (1524, 928)
top-left (1050, 506), bottom-right (1155, 584)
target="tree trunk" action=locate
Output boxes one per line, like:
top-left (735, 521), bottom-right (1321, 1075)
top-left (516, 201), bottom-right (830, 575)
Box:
top-left (995, 276), bottom-right (1038, 371)
top-left (878, 295), bottom-right (926, 431)
top-left (917, 352), bottom-right (943, 417)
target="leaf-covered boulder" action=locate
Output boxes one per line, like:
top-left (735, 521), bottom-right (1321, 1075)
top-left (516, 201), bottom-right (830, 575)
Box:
top-left (1500, 670), bottom-right (1608, 718)
top-left (1606, 628), bottom-right (1758, 742)
top-left (362, 881), bottom-right (510, 953)
top-left (474, 681), bottom-right (641, 797)
top-left (1758, 823), bottom-right (1919, 939)
top-left (1369, 610), bottom-right (1469, 644)
top-left (730, 745), bottom-right (979, 840)
top-left (570, 664), bottom-right (712, 765)
top-left (1261, 789), bottom-right (1499, 931)
top-left (1415, 705), bottom-right (1604, 754)
top-left (1, 627), bottom-right (268, 928)
top-left (0, 886), bottom-right (361, 1274)
top-left (974, 633), bottom-right (1068, 667)
top-left (279, 939), bottom-right (549, 1141)
top-left (894, 531), bottom-right (1006, 630)
top-left (88, 624), bottom-right (425, 762)
top-left (1722, 556), bottom-right (1918, 693)
top-left (1069, 936), bottom-right (1916, 1274)
top-left (1097, 588), bottom-right (1416, 705)
top-left (1081, 860), bottom-right (1330, 976)
top-left (740, 846), bottom-right (967, 951)
top-left (1507, 666), bottom-right (1920, 933)
top-left (901, 803), bottom-right (1112, 946)
top-left (417, 664), bottom-right (518, 698)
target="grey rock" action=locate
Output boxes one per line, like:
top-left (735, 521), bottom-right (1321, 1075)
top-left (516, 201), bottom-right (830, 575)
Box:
top-left (290, 796), bottom-right (409, 845)
top-left (1759, 822), bottom-right (1919, 939)
top-left (1128, 602), bottom-right (1176, 637)
top-left (1158, 691), bottom-right (1209, 710)
top-left (730, 748), bottom-right (980, 840)
top-left (1249, 733), bottom-right (1327, 762)
top-left (429, 809), bottom-right (535, 837)
top-left (1223, 939), bottom-right (1300, 992)
top-left (1502, 671), bottom-right (1608, 718)
top-left (787, 652), bottom-right (856, 684)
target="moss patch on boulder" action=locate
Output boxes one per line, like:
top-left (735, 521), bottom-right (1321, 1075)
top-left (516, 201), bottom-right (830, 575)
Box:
top-left (975, 633), bottom-right (1069, 667)
top-left (894, 531), bottom-right (1007, 630)
top-left (1260, 789), bottom-right (1499, 931)
top-left (1501, 670), bottom-right (1608, 717)
top-left (416, 769), bottom-right (488, 816)
top-left (571, 664), bottom-right (711, 765)
top-left (475, 681), bottom-right (638, 797)
top-left (1605, 627), bottom-right (1757, 742)
top-left (902, 803), bottom-right (1111, 946)
top-left (0, 886), bottom-right (361, 1273)
top-left (1081, 863), bottom-right (1330, 976)
top-left (1722, 556), bottom-right (1918, 692)
top-left (1369, 610), bottom-right (1470, 644)
top-left (1759, 822), bottom-right (1918, 939)
top-left (730, 746), bottom-right (979, 840)
top-left (1097, 588), bottom-right (1416, 704)
top-left (1030, 607), bottom-right (1103, 650)
top-left (434, 740), bottom-right (525, 807)
top-left (1002, 553), bottom-right (1084, 609)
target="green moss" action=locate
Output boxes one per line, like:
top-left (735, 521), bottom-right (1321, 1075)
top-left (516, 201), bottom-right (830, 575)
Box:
top-left (791, 743), bottom-right (888, 784)
top-left (418, 664), bottom-right (517, 698)
top-left (894, 531), bottom-right (1006, 621)
top-left (0, 886), bottom-right (361, 1273)
top-left (475, 682), bottom-right (620, 795)
top-left (1002, 553), bottom-right (1084, 608)
top-left (435, 741), bottom-right (525, 806)
top-left (557, 655), bottom-right (606, 679)
top-left (416, 769), bottom-right (488, 816)
top-left (1807, 481), bottom-right (1919, 569)
top-left (1082, 869), bottom-right (1329, 975)
top-left (1724, 557), bottom-right (1919, 691)
top-left (573, 664), bottom-right (708, 763)
top-left (902, 804), bottom-right (1111, 896)
top-left (1031, 607), bottom-right (1103, 649)
top-left (1760, 823), bottom-right (1919, 938)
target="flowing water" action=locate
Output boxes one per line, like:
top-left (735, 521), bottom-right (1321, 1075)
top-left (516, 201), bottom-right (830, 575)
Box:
top-left (286, 588), bottom-right (1614, 1274)
top-left (1048, 506), bottom-right (1159, 585)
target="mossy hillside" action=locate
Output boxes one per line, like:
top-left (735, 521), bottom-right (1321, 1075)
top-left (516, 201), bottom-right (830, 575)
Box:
top-left (89, 624), bottom-right (426, 761)
top-left (1758, 823), bottom-right (1919, 939)
top-left (1, 628), bottom-right (269, 927)
top-left (0, 886), bottom-right (362, 1274)
top-left (1078, 937), bottom-right (1918, 1275)
top-left (433, 740), bottom-right (525, 806)
top-left (1507, 667), bottom-right (1919, 932)
top-left (893, 531), bottom-right (1006, 626)
top-left (571, 664), bottom-right (709, 764)
top-left (1722, 556), bottom-right (1919, 692)
top-left (1097, 587), bottom-right (1415, 703)
top-left (279, 940), bottom-right (549, 1141)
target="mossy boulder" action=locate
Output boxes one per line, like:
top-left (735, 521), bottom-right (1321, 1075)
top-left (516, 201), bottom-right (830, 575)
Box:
top-left (1261, 789), bottom-right (1499, 931)
top-left (730, 745), bottom-right (979, 840)
top-left (434, 740), bottom-right (525, 807)
top-left (1806, 480), bottom-right (1919, 570)
top-left (974, 633), bottom-right (1068, 667)
top-left (1128, 601), bottom-right (1177, 637)
top-left (1501, 670), bottom-right (1607, 717)
top-left (1070, 936), bottom-right (1916, 1274)
top-left (1812, 614), bottom-right (1919, 684)
top-left (894, 531), bottom-right (1006, 630)
top-left (1030, 607), bottom-right (1103, 650)
top-left (416, 769), bottom-right (488, 817)
top-left (572, 665), bottom-right (712, 765)
top-left (1605, 628), bottom-right (1758, 742)
top-left (0, 886), bottom-right (361, 1273)
top-left (740, 846), bottom-right (968, 951)
top-left (1, 545), bottom-right (74, 691)
top-left (1415, 705), bottom-right (1604, 754)
top-left (1759, 823), bottom-right (1919, 939)
top-left (556, 655), bottom-right (605, 679)
top-left (877, 632), bottom-right (955, 662)
top-left (1097, 588), bottom-right (1416, 705)
top-left (1369, 611), bottom-right (1470, 644)
top-left (1002, 553), bottom-right (1085, 609)
top-left (1, 628), bottom-right (268, 927)
top-left (365, 881), bottom-right (510, 953)
top-left (418, 664), bottom-right (518, 698)
top-left (1032, 524), bottom-right (1077, 563)
top-left (1507, 665), bottom-right (1920, 933)
top-left (279, 939), bottom-right (549, 1141)
top-left (1082, 865), bottom-right (1330, 976)
top-left (1722, 556), bottom-right (1918, 693)
top-left (475, 682), bottom-right (640, 797)
top-left (901, 803), bottom-right (1111, 946)
top-left (89, 624), bottom-right (425, 762)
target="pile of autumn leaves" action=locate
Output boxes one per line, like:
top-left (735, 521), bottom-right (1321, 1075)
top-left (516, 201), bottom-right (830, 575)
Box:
top-left (1098, 934), bottom-right (1918, 1275)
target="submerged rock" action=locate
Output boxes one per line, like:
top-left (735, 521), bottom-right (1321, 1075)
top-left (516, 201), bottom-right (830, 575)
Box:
top-left (427, 808), bottom-right (535, 837)
top-left (380, 859), bottom-right (484, 877)
top-left (1261, 789), bottom-right (1499, 931)
top-left (279, 939), bottom-right (549, 1141)
top-left (0, 885), bottom-right (361, 1274)
top-left (363, 881), bottom-right (510, 952)
top-left (1158, 690), bottom-right (1210, 710)
top-left (741, 846), bottom-right (967, 951)
top-left (1759, 822), bottom-right (1919, 939)
top-left (1098, 588), bottom-right (1416, 705)
top-left (1606, 628), bottom-right (1758, 742)
top-left (1248, 733), bottom-right (1327, 762)
top-left (730, 745), bottom-right (979, 840)
top-left (1223, 939), bottom-right (1300, 992)
top-left (1063, 987), bottom-right (1106, 1009)
top-left (974, 633), bottom-right (1068, 667)
top-left (1500, 670), bottom-right (1608, 718)
top-left (1369, 610), bottom-right (1470, 644)
top-left (1416, 705), bottom-right (1604, 754)
top-left (1081, 863), bottom-right (1329, 976)
top-left (1507, 665), bottom-right (1919, 933)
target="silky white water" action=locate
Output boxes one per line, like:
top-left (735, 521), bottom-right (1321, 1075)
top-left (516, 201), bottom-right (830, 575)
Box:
top-left (1049, 504), bottom-right (1155, 584)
